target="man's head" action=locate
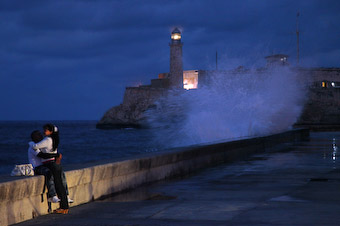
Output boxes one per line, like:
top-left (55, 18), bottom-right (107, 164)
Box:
top-left (31, 130), bottom-right (43, 143)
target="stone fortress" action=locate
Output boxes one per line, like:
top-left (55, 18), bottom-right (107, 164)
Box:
top-left (97, 28), bottom-right (340, 130)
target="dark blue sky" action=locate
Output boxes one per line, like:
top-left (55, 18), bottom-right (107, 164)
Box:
top-left (1, 0), bottom-right (339, 120)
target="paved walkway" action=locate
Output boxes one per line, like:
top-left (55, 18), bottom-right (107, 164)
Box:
top-left (16, 132), bottom-right (340, 225)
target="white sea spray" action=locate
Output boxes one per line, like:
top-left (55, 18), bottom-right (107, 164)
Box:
top-left (145, 67), bottom-right (307, 148)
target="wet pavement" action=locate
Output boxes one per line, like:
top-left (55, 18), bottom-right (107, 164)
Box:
top-left (16, 132), bottom-right (340, 226)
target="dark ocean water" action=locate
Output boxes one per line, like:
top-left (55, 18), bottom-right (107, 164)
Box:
top-left (2, 120), bottom-right (340, 177)
top-left (0, 121), bottom-right (161, 176)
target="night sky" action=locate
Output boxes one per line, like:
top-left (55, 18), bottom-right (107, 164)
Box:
top-left (1, 0), bottom-right (339, 120)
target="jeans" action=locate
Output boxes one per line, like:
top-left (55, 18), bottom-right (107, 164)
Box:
top-left (44, 162), bottom-right (69, 209)
top-left (34, 165), bottom-right (69, 198)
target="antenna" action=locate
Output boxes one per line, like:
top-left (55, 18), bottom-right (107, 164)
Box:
top-left (296, 11), bottom-right (300, 66)
top-left (216, 51), bottom-right (218, 70)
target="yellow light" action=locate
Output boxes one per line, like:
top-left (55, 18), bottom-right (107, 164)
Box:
top-left (171, 33), bottom-right (181, 40)
top-left (322, 82), bottom-right (326, 87)
top-left (183, 77), bottom-right (197, 90)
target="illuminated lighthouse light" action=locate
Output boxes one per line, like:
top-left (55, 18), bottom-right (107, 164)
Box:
top-left (171, 33), bottom-right (181, 40)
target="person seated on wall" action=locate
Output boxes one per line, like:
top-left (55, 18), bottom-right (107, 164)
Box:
top-left (28, 130), bottom-right (73, 212)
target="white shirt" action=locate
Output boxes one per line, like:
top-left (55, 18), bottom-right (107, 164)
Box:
top-left (28, 142), bottom-right (43, 168)
top-left (32, 137), bottom-right (56, 163)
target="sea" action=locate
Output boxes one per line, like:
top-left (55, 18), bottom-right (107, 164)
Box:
top-left (0, 121), bottom-right (162, 176)
top-left (2, 120), bottom-right (340, 177)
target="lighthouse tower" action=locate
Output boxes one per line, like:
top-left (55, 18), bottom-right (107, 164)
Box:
top-left (169, 28), bottom-right (183, 88)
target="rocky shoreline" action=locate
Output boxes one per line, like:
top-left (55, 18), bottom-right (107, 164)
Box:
top-left (96, 86), bottom-right (168, 129)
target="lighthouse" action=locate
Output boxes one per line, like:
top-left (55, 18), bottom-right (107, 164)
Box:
top-left (169, 28), bottom-right (183, 88)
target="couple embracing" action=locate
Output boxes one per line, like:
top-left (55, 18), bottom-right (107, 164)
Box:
top-left (28, 123), bottom-right (71, 214)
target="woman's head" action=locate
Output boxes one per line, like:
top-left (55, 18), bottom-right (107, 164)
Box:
top-left (43, 123), bottom-right (59, 151)
top-left (43, 124), bottom-right (56, 136)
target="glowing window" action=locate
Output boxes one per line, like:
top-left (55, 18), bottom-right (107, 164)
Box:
top-left (183, 70), bottom-right (198, 90)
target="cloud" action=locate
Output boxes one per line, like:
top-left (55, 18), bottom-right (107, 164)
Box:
top-left (0, 0), bottom-right (339, 120)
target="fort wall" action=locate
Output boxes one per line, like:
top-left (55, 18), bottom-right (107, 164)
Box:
top-left (97, 86), bottom-right (167, 128)
top-left (97, 67), bottom-right (340, 129)
top-left (295, 68), bottom-right (340, 129)
top-left (305, 68), bottom-right (340, 82)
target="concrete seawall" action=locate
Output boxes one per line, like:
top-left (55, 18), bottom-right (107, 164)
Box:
top-left (0, 129), bottom-right (309, 225)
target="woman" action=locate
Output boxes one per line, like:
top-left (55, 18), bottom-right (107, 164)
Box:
top-left (32, 123), bottom-right (69, 214)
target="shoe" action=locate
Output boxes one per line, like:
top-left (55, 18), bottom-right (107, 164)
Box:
top-left (68, 196), bottom-right (74, 203)
top-left (48, 196), bottom-right (61, 203)
top-left (53, 208), bottom-right (69, 214)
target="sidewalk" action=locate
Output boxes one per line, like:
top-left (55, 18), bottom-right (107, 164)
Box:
top-left (15, 132), bottom-right (340, 225)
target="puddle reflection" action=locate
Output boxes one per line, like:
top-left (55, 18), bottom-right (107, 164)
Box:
top-left (333, 138), bottom-right (338, 161)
